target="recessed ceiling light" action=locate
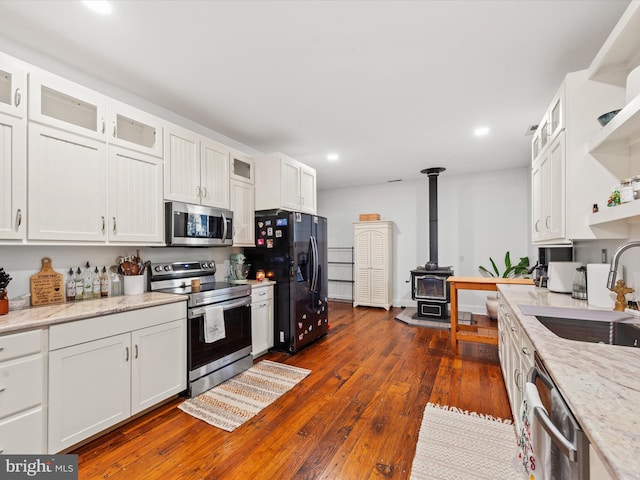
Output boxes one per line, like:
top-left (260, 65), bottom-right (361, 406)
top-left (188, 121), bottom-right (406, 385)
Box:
top-left (83, 1), bottom-right (112, 15)
top-left (327, 153), bottom-right (339, 161)
top-left (474, 127), bottom-right (490, 137)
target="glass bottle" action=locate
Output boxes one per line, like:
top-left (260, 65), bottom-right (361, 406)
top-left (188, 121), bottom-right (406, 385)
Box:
top-left (66, 268), bottom-right (76, 302)
top-left (75, 267), bottom-right (84, 300)
top-left (100, 266), bottom-right (109, 297)
top-left (92, 266), bottom-right (101, 299)
top-left (83, 262), bottom-right (92, 300)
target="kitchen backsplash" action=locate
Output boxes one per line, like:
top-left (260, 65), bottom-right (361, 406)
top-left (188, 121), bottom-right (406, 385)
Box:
top-left (0, 245), bottom-right (240, 301)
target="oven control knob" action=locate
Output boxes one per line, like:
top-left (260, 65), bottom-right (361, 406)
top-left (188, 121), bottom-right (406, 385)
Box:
top-left (164, 265), bottom-right (172, 271)
top-left (205, 262), bottom-right (213, 269)
top-left (154, 266), bottom-right (163, 272)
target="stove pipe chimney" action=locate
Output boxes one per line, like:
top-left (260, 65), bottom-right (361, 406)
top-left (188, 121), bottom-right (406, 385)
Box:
top-left (421, 167), bottom-right (446, 270)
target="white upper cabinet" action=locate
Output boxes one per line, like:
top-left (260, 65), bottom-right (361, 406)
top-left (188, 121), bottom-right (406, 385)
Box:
top-left (163, 125), bottom-right (200, 204)
top-left (255, 152), bottom-right (317, 214)
top-left (28, 123), bottom-right (108, 242)
top-left (230, 149), bottom-right (255, 184)
top-left (108, 146), bottom-right (164, 244)
top-left (164, 125), bottom-right (231, 208)
top-left (0, 53), bottom-right (26, 119)
top-left (107, 100), bottom-right (164, 157)
top-left (200, 138), bottom-right (230, 209)
top-left (0, 113), bottom-right (26, 240)
top-left (531, 70), bottom-right (627, 243)
top-left (230, 179), bottom-right (255, 247)
top-left (28, 70), bottom-right (107, 141)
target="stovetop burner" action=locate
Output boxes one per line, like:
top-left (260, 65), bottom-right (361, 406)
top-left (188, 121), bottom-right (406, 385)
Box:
top-left (148, 259), bottom-right (251, 308)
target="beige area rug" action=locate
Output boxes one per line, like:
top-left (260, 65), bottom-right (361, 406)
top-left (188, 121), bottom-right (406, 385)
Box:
top-left (395, 307), bottom-right (473, 329)
top-left (410, 403), bottom-right (524, 480)
top-left (178, 360), bottom-right (311, 432)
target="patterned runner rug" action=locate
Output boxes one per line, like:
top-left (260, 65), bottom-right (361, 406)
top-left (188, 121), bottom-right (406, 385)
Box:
top-left (178, 360), bottom-right (311, 432)
top-left (410, 403), bottom-right (524, 480)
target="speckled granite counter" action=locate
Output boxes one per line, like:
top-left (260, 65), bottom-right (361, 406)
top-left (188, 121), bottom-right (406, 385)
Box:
top-left (498, 284), bottom-right (640, 480)
top-left (0, 292), bottom-right (187, 335)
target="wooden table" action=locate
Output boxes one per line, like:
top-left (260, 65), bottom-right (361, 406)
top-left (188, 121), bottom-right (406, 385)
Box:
top-left (447, 276), bottom-right (534, 351)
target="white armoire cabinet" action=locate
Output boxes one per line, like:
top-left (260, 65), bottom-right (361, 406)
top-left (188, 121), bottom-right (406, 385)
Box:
top-left (353, 221), bottom-right (393, 310)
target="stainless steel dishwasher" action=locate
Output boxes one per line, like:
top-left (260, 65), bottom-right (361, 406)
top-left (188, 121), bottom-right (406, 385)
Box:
top-left (527, 354), bottom-right (590, 480)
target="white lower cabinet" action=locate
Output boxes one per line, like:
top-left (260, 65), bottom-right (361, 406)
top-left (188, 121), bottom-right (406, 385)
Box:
top-left (251, 284), bottom-right (274, 358)
top-left (0, 329), bottom-right (47, 454)
top-left (48, 302), bottom-right (186, 453)
top-left (497, 291), bottom-right (533, 433)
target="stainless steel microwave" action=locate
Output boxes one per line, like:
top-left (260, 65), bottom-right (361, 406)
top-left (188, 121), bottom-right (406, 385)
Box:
top-left (165, 202), bottom-right (233, 247)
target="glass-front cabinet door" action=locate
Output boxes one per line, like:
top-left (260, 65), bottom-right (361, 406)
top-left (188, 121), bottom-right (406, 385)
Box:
top-left (0, 53), bottom-right (26, 118)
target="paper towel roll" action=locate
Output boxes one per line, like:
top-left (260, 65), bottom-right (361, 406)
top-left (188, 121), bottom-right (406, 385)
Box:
top-left (587, 264), bottom-right (615, 308)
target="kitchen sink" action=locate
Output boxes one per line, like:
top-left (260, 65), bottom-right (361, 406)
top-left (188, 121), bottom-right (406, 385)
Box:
top-left (517, 304), bottom-right (640, 347)
top-left (535, 315), bottom-right (640, 347)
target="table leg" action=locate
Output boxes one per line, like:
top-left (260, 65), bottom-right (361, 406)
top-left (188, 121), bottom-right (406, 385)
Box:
top-left (450, 283), bottom-right (458, 351)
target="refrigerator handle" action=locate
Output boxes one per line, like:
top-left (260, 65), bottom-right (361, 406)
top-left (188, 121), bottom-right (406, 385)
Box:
top-left (310, 236), bottom-right (319, 293)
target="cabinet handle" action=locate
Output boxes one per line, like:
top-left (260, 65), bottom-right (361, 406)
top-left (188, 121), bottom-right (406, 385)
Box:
top-left (522, 346), bottom-right (531, 356)
top-left (202, 187), bottom-right (208, 199)
top-left (113, 123), bottom-right (117, 138)
top-left (101, 216), bottom-right (105, 234)
top-left (545, 216), bottom-right (551, 229)
top-left (125, 346), bottom-right (129, 362)
top-left (258, 292), bottom-right (267, 296)
top-left (15, 209), bottom-right (21, 232)
top-left (196, 186), bottom-right (201, 198)
top-left (0, 387), bottom-right (5, 393)
top-left (510, 326), bottom-right (517, 332)
top-left (134, 344), bottom-right (139, 359)
top-left (113, 217), bottom-right (117, 234)
top-left (101, 118), bottom-right (105, 134)
top-left (534, 220), bottom-right (541, 233)
top-left (14, 88), bottom-right (21, 107)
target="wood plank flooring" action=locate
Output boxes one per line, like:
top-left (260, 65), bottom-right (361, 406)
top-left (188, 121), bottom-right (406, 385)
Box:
top-left (74, 302), bottom-right (511, 479)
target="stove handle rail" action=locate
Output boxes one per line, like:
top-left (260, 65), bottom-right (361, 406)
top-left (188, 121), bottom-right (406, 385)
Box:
top-left (188, 296), bottom-right (251, 319)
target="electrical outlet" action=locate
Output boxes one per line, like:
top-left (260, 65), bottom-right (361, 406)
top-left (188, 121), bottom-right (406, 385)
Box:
top-left (279, 331), bottom-right (285, 343)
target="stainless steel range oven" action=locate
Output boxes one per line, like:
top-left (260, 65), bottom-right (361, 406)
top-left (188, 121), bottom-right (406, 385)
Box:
top-left (149, 259), bottom-right (252, 397)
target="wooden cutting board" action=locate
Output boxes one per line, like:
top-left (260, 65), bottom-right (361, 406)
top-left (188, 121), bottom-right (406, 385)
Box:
top-left (30, 257), bottom-right (64, 306)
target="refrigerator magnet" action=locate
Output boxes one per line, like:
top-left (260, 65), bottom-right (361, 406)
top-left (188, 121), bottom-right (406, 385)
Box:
top-left (266, 239), bottom-right (273, 248)
top-left (295, 213), bottom-right (302, 222)
top-left (275, 230), bottom-right (282, 238)
top-left (267, 227), bottom-right (273, 236)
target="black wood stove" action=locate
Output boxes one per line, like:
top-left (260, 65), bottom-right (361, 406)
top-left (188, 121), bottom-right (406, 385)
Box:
top-left (410, 167), bottom-right (453, 320)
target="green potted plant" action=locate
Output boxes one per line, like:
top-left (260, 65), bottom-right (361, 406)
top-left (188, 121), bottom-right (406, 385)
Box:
top-left (478, 252), bottom-right (530, 320)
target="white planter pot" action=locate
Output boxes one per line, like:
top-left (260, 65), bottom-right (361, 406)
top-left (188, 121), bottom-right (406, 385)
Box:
top-left (485, 295), bottom-right (498, 320)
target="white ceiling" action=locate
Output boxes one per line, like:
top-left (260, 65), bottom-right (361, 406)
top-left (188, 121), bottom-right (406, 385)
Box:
top-left (0, 0), bottom-right (631, 190)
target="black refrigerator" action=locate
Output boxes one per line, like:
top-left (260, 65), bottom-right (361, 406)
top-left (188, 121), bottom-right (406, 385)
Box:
top-left (245, 210), bottom-right (329, 353)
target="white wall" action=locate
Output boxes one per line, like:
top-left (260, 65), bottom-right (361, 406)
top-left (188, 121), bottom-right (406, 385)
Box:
top-left (318, 166), bottom-right (531, 313)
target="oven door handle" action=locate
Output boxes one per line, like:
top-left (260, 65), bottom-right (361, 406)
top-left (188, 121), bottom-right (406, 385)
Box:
top-left (188, 296), bottom-right (251, 318)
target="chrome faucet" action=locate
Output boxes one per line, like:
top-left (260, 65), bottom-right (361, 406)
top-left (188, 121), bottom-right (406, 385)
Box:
top-left (607, 240), bottom-right (640, 289)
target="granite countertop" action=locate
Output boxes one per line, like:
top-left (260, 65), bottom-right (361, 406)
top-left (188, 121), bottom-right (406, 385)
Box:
top-left (498, 284), bottom-right (640, 480)
top-left (0, 292), bottom-right (187, 335)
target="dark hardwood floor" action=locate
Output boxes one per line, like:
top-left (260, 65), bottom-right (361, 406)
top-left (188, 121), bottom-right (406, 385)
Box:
top-left (74, 302), bottom-right (511, 479)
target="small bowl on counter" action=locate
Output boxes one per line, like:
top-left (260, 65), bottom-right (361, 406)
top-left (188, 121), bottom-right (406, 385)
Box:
top-left (8, 293), bottom-right (31, 311)
top-left (597, 109), bottom-right (621, 127)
